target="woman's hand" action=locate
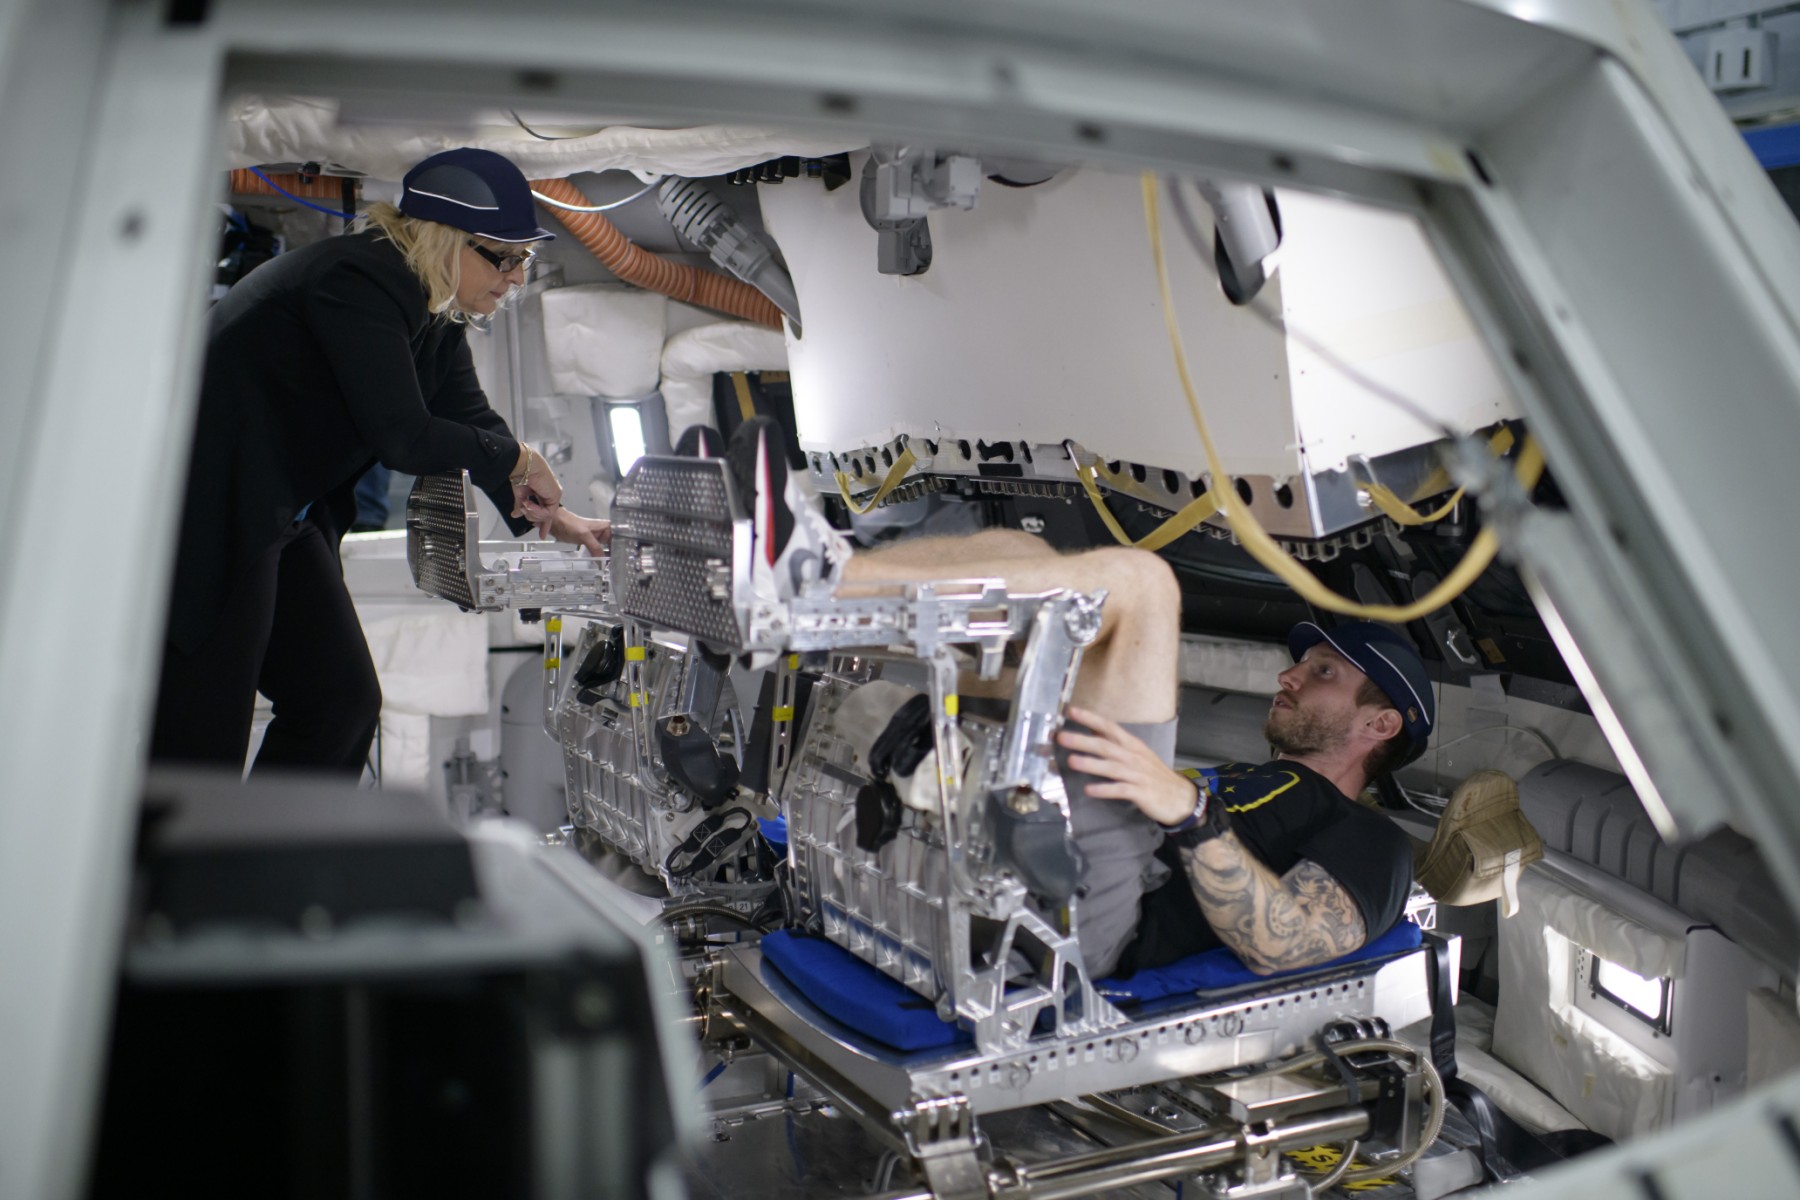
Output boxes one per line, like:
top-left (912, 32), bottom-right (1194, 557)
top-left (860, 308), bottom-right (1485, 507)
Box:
top-left (535, 507), bottom-right (610, 556)
top-left (510, 446), bottom-right (564, 518)
top-left (1057, 704), bottom-right (1197, 825)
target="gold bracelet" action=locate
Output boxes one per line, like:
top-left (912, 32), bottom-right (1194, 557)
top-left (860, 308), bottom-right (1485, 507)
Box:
top-left (508, 447), bottom-right (534, 487)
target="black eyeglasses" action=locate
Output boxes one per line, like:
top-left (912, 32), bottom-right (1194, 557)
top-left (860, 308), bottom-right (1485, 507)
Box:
top-left (466, 239), bottom-right (537, 274)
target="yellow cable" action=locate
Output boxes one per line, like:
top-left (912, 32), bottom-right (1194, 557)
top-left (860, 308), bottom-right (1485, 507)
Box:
top-left (1071, 451), bottom-right (1221, 551)
top-left (835, 445), bottom-right (919, 515)
top-left (1141, 172), bottom-right (1542, 622)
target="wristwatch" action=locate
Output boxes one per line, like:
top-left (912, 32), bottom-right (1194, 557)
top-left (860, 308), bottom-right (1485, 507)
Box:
top-left (1161, 776), bottom-right (1231, 849)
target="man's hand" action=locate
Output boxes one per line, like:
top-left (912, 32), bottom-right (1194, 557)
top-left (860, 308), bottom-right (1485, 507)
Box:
top-left (1057, 705), bottom-right (1196, 825)
top-left (1059, 704), bottom-right (1367, 975)
top-left (536, 508), bottom-right (610, 556)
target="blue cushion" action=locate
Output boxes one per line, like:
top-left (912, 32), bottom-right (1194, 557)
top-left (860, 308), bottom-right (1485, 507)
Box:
top-left (758, 922), bottom-right (1424, 1054)
top-left (760, 929), bottom-right (972, 1052)
top-left (1095, 920), bottom-right (1424, 1003)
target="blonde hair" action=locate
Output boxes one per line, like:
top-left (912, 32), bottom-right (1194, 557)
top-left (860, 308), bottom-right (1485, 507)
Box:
top-left (362, 202), bottom-right (467, 321)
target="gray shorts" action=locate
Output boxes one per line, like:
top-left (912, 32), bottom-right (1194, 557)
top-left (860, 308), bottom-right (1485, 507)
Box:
top-left (1059, 718), bottom-right (1177, 978)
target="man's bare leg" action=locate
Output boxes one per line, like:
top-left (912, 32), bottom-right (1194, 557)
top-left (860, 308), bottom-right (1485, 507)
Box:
top-left (842, 531), bottom-right (1180, 723)
top-left (841, 529), bottom-right (1183, 977)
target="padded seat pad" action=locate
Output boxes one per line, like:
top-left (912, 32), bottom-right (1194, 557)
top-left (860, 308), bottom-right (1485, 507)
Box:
top-left (760, 930), bottom-right (970, 1052)
top-left (758, 921), bottom-right (1423, 1054)
top-left (1094, 919), bottom-right (1423, 1002)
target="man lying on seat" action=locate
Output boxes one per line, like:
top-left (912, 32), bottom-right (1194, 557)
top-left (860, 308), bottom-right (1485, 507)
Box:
top-left (711, 417), bottom-right (1432, 980)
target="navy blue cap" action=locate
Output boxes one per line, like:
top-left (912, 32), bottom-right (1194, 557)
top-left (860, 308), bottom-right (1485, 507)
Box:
top-left (398, 148), bottom-right (555, 244)
top-left (1288, 621), bottom-right (1434, 755)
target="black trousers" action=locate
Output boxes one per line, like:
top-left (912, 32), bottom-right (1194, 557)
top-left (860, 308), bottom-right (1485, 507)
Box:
top-left (151, 521), bottom-right (381, 777)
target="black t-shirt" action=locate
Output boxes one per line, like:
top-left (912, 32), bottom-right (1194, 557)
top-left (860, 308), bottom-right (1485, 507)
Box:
top-left (1116, 760), bottom-right (1414, 973)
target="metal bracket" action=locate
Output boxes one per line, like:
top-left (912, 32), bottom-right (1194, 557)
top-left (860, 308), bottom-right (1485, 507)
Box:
top-left (900, 1096), bottom-right (988, 1200)
top-left (857, 143), bottom-right (978, 277)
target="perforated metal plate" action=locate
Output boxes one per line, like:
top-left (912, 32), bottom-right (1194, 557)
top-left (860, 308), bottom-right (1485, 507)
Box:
top-left (610, 456), bottom-right (745, 647)
top-left (405, 471), bottom-right (480, 610)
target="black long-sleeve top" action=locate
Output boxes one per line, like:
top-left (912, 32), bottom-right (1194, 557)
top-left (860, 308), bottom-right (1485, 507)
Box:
top-left (167, 229), bottom-right (529, 654)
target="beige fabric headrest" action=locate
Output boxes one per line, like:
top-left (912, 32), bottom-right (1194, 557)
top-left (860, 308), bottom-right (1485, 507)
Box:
top-left (1415, 769), bottom-right (1545, 916)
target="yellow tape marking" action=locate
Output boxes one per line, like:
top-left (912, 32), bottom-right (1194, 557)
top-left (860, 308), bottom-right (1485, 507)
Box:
top-left (772, 706), bottom-right (795, 722)
top-left (628, 692), bottom-right (646, 708)
top-left (787, 654), bottom-right (800, 670)
top-left (544, 657), bottom-right (561, 669)
top-left (625, 645), bottom-right (647, 661)
top-left (545, 617), bottom-right (562, 632)
top-left (944, 694), bottom-right (959, 718)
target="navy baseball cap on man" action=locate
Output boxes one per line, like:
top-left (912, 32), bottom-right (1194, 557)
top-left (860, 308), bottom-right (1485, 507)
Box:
top-left (399, 148), bottom-right (556, 244)
top-left (1288, 621), bottom-right (1435, 761)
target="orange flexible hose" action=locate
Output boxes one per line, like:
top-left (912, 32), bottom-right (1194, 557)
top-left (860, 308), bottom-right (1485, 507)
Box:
top-left (531, 177), bottom-right (783, 329)
top-left (227, 169), bottom-right (354, 200)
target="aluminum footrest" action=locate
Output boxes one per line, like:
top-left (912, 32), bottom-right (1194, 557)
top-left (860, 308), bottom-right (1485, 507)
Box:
top-left (405, 470), bottom-right (610, 612)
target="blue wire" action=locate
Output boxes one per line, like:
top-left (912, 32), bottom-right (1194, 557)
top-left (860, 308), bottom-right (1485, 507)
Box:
top-left (699, 1060), bottom-right (729, 1089)
top-left (245, 167), bottom-right (359, 220)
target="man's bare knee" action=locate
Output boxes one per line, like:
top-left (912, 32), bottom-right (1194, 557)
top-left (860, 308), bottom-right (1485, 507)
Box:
top-left (1085, 548), bottom-right (1180, 634)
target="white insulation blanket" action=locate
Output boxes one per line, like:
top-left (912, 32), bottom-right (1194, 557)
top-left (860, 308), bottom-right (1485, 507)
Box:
top-left (1491, 867), bottom-right (1679, 1139)
top-left (361, 610), bottom-right (490, 790)
top-left (227, 97), bottom-right (863, 182)
top-left (541, 286), bottom-right (668, 398)
top-left (660, 321), bottom-right (791, 435)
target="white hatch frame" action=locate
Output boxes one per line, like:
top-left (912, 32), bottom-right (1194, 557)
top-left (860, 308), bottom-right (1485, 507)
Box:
top-left (4, 0), bottom-right (1800, 1196)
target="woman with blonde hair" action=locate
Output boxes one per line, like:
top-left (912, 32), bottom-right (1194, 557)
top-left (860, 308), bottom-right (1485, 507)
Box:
top-left (153, 148), bottom-right (608, 775)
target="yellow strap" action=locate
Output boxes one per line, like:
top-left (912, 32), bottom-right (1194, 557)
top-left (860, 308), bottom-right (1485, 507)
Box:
top-left (834, 445), bottom-right (919, 515)
top-left (625, 645), bottom-right (647, 661)
top-left (1142, 171), bottom-right (1545, 623)
top-left (1362, 426), bottom-right (1517, 526)
top-left (1072, 454), bottom-right (1221, 551)
top-left (1364, 482), bottom-right (1464, 527)
top-left (730, 372), bottom-right (756, 422)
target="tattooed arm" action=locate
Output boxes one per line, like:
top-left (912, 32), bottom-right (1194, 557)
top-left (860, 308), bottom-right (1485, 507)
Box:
top-left (1057, 704), bottom-right (1369, 974)
top-left (1174, 835), bottom-right (1366, 974)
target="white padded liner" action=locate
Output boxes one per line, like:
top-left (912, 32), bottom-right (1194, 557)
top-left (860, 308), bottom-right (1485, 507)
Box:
top-left (1491, 857), bottom-right (1687, 1140)
top-left (359, 609), bottom-right (491, 789)
top-left (659, 321), bottom-right (791, 437)
top-left (226, 98), bottom-right (861, 182)
top-left (541, 286), bottom-right (668, 399)
top-left (1747, 988), bottom-right (1800, 1089)
top-left (1400, 997), bottom-right (1586, 1135)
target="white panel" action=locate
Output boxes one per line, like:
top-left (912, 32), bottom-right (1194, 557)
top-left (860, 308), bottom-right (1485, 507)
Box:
top-left (1746, 988), bottom-right (1800, 1089)
top-left (1277, 189), bottom-right (1516, 473)
top-left (765, 164), bottom-right (1515, 486)
top-left (763, 161), bottom-right (1299, 480)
